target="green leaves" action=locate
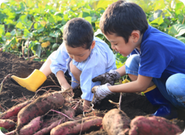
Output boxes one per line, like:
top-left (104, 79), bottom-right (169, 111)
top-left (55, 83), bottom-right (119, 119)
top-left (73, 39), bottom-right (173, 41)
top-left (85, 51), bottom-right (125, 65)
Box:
top-left (145, 0), bottom-right (185, 43)
top-left (49, 30), bottom-right (61, 38)
top-left (174, 1), bottom-right (185, 14)
top-left (0, 25), bottom-right (5, 37)
top-left (150, 15), bottom-right (164, 26)
top-left (0, 0), bottom-right (118, 60)
top-left (115, 53), bottom-right (127, 69)
top-left (0, 0), bottom-right (184, 62)
top-left (16, 15), bottom-right (33, 30)
top-left (0, 127), bottom-right (8, 133)
top-left (168, 24), bottom-right (185, 37)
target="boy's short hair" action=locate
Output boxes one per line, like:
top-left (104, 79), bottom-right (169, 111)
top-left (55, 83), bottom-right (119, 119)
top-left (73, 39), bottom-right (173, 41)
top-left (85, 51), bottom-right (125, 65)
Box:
top-left (100, 0), bottom-right (148, 43)
top-left (63, 18), bottom-right (94, 49)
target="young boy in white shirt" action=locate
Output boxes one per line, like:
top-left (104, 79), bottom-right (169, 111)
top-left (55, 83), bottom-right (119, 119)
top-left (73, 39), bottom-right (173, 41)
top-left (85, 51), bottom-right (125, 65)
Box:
top-left (11, 18), bottom-right (116, 112)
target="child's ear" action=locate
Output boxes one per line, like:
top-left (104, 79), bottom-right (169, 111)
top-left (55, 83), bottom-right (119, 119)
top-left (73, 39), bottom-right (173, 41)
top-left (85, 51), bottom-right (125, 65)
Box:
top-left (131, 30), bottom-right (140, 42)
top-left (91, 40), bottom-right (96, 49)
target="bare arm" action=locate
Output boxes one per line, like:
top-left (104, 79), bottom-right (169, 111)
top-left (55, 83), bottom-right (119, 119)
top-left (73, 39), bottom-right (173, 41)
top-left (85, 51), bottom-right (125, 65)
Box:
top-left (116, 65), bottom-right (126, 77)
top-left (108, 75), bottom-right (152, 93)
top-left (56, 71), bottom-right (71, 90)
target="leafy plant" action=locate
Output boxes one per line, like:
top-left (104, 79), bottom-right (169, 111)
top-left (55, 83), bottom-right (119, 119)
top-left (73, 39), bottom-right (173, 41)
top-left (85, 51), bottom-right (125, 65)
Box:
top-left (0, 0), bottom-right (117, 61)
top-left (0, 0), bottom-right (184, 68)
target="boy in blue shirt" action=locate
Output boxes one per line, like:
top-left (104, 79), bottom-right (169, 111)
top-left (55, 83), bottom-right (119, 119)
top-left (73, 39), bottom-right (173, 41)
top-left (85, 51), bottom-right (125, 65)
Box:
top-left (11, 18), bottom-right (116, 111)
top-left (92, 1), bottom-right (185, 119)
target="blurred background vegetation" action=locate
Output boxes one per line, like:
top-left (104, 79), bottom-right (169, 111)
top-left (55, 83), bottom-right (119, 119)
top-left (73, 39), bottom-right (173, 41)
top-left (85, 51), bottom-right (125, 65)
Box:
top-left (0, 0), bottom-right (184, 68)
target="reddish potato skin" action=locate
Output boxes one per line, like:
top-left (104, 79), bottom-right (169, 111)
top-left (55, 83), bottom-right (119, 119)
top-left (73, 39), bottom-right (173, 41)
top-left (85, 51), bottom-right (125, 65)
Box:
top-left (102, 109), bottom-right (130, 135)
top-left (19, 116), bottom-right (43, 135)
top-left (60, 105), bottom-right (75, 118)
top-left (33, 118), bottom-right (65, 135)
top-left (0, 100), bottom-right (32, 120)
top-left (0, 119), bottom-right (16, 130)
top-left (50, 116), bottom-right (102, 135)
top-left (16, 91), bottom-right (65, 132)
top-left (129, 116), bottom-right (182, 135)
top-left (33, 105), bottom-right (75, 135)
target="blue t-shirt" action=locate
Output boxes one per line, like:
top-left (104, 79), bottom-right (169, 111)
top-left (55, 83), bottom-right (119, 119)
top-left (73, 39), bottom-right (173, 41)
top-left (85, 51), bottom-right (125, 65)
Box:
top-left (139, 25), bottom-right (185, 81)
top-left (49, 37), bottom-right (116, 101)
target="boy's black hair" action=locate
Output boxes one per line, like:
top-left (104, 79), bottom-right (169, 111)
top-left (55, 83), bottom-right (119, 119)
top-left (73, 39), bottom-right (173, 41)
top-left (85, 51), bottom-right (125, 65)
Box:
top-left (100, 0), bottom-right (148, 43)
top-left (63, 18), bottom-right (94, 49)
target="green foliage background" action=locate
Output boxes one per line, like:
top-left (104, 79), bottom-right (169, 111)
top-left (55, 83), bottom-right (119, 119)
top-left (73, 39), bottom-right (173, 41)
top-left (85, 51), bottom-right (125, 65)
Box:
top-left (0, 0), bottom-right (185, 68)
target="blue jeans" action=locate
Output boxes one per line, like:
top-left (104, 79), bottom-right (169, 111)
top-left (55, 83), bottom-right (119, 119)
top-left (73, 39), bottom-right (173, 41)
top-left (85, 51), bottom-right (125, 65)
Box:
top-left (125, 54), bottom-right (185, 109)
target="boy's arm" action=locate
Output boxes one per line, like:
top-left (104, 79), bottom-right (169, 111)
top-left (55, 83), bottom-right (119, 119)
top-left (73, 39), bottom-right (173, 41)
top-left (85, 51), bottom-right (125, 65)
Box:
top-left (92, 75), bottom-right (152, 104)
top-left (49, 43), bottom-right (72, 90)
top-left (116, 65), bottom-right (126, 77)
top-left (56, 71), bottom-right (71, 90)
top-left (109, 75), bottom-right (152, 93)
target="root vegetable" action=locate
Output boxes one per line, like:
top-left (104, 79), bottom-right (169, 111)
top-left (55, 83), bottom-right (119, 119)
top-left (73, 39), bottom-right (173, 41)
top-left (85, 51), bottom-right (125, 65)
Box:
top-left (16, 91), bottom-right (65, 132)
top-left (0, 100), bottom-right (32, 120)
top-left (50, 116), bottom-right (102, 135)
top-left (19, 116), bottom-right (43, 135)
top-left (33, 105), bottom-right (76, 135)
top-left (129, 116), bottom-right (182, 135)
top-left (60, 105), bottom-right (75, 118)
top-left (8, 116), bottom-right (17, 122)
top-left (0, 119), bottom-right (16, 130)
top-left (33, 118), bottom-right (65, 135)
top-left (102, 109), bottom-right (130, 135)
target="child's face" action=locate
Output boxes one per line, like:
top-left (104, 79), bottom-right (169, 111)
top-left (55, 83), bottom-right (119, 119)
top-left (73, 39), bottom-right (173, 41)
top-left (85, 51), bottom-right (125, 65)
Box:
top-left (105, 33), bottom-right (139, 57)
top-left (65, 42), bottom-right (95, 62)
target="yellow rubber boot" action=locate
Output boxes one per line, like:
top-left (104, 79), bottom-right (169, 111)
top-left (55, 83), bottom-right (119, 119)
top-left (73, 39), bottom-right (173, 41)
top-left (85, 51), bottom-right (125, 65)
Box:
top-left (11, 69), bottom-right (47, 92)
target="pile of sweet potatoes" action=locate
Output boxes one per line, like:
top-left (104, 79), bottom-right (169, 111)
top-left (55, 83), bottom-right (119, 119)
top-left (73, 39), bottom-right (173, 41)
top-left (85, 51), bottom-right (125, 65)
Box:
top-left (1, 90), bottom-right (183, 135)
top-left (0, 91), bottom-right (103, 135)
top-left (102, 109), bottom-right (183, 135)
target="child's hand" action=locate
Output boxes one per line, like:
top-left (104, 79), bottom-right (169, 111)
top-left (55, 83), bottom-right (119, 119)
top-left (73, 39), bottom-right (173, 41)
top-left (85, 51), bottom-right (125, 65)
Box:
top-left (92, 70), bottom-right (121, 85)
top-left (91, 83), bottom-right (113, 104)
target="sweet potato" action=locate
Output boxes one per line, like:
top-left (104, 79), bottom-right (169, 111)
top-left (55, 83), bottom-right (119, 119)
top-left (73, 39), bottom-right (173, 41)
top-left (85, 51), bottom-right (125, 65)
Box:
top-left (0, 100), bottom-right (32, 120)
top-left (33, 105), bottom-right (76, 135)
top-left (129, 116), bottom-right (182, 135)
top-left (33, 118), bottom-right (65, 135)
top-left (0, 119), bottom-right (16, 130)
top-left (16, 91), bottom-right (65, 132)
top-left (60, 105), bottom-right (76, 118)
top-left (102, 109), bottom-right (130, 135)
top-left (50, 116), bottom-right (102, 135)
top-left (19, 116), bottom-right (43, 135)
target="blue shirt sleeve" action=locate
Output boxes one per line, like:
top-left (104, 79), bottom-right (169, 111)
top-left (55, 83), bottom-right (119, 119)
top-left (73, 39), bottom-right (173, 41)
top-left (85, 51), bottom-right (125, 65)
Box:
top-left (49, 43), bottom-right (71, 75)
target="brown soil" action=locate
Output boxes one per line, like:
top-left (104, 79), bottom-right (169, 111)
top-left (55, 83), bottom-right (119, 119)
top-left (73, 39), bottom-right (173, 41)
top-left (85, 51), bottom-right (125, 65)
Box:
top-left (0, 51), bottom-right (184, 135)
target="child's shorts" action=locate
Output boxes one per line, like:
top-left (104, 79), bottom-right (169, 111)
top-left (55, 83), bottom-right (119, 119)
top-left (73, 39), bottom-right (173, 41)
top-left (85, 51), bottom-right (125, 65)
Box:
top-left (125, 54), bottom-right (185, 109)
